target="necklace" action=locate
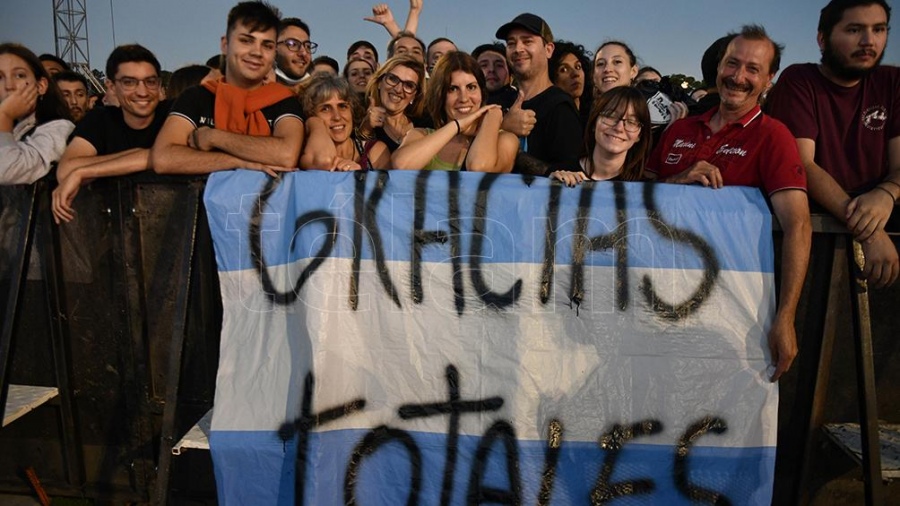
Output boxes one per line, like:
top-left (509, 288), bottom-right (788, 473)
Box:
top-left (384, 118), bottom-right (412, 144)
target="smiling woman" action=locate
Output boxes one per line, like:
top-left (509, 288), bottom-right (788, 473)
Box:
top-left (299, 73), bottom-right (390, 171)
top-left (391, 51), bottom-right (517, 172)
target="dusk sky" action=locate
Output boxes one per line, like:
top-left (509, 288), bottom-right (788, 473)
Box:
top-left (3, 0), bottom-right (898, 79)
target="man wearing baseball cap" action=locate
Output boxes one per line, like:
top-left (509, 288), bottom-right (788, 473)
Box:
top-left (496, 13), bottom-right (582, 175)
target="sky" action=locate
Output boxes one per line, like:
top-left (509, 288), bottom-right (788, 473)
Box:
top-left (2, 0), bottom-right (898, 79)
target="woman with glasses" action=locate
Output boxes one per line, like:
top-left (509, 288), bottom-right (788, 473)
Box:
top-left (549, 86), bottom-right (650, 185)
top-left (359, 55), bottom-right (425, 153)
top-left (391, 52), bottom-right (516, 172)
top-left (0, 43), bottom-right (74, 185)
top-left (299, 74), bottom-right (390, 171)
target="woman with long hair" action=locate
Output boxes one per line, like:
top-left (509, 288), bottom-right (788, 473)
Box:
top-left (359, 54), bottom-right (425, 153)
top-left (391, 52), bottom-right (517, 172)
top-left (0, 43), bottom-right (74, 184)
top-left (592, 40), bottom-right (638, 97)
top-left (299, 73), bottom-right (390, 171)
top-left (550, 86), bottom-right (651, 185)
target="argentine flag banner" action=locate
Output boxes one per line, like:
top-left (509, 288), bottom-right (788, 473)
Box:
top-left (203, 170), bottom-right (778, 505)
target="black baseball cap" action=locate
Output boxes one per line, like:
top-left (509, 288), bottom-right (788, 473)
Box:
top-left (495, 13), bottom-right (554, 43)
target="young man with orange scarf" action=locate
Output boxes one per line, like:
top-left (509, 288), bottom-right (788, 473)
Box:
top-left (152, 1), bottom-right (304, 176)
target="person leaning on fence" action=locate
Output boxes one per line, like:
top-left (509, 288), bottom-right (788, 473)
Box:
top-left (52, 44), bottom-right (170, 223)
top-left (391, 51), bottom-right (517, 172)
top-left (299, 74), bottom-right (390, 171)
top-left (151, 1), bottom-right (304, 177)
top-left (358, 55), bottom-right (426, 153)
top-left (766, 0), bottom-right (899, 288)
top-left (646, 25), bottom-right (811, 382)
top-left (496, 13), bottom-right (582, 175)
top-left (549, 86), bottom-right (650, 186)
top-left (0, 43), bottom-right (74, 186)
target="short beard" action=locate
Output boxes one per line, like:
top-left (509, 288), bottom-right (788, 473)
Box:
top-left (820, 37), bottom-right (884, 81)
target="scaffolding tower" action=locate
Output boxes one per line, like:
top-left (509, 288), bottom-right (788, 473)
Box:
top-left (51, 0), bottom-right (104, 93)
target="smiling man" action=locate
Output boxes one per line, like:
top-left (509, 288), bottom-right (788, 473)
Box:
top-left (647, 25), bottom-right (811, 382)
top-left (275, 17), bottom-right (315, 93)
top-left (52, 44), bottom-right (170, 223)
top-left (767, 0), bottom-right (899, 288)
top-left (495, 13), bottom-right (581, 175)
top-left (151, 1), bottom-right (304, 177)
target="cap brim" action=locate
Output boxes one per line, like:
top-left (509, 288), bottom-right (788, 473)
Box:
top-left (495, 22), bottom-right (539, 41)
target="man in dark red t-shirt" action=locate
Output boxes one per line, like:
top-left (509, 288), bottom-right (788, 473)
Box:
top-left (647, 26), bottom-right (811, 382)
top-left (767, 0), bottom-right (898, 288)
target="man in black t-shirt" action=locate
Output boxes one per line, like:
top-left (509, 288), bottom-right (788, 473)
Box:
top-left (495, 13), bottom-right (582, 175)
top-left (151, 1), bottom-right (304, 177)
top-left (52, 44), bottom-right (167, 224)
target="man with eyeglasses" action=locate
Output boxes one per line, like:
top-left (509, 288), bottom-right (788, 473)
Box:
top-left (275, 17), bottom-right (316, 93)
top-left (152, 1), bottom-right (303, 177)
top-left (647, 26), bottom-right (812, 383)
top-left (52, 44), bottom-right (170, 223)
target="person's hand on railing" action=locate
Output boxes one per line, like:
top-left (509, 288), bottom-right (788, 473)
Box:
top-left (860, 230), bottom-right (899, 288)
top-left (846, 187), bottom-right (895, 243)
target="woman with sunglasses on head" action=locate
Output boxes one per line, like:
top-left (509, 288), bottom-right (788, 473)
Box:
top-left (0, 43), bottom-right (74, 185)
top-left (392, 52), bottom-right (517, 172)
top-left (549, 86), bottom-right (650, 186)
top-left (299, 74), bottom-right (390, 171)
top-left (359, 55), bottom-right (425, 153)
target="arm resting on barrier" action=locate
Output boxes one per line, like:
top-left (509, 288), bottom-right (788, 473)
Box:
top-left (52, 147), bottom-right (152, 223)
top-left (798, 138), bottom-right (899, 287)
top-left (151, 115), bottom-right (297, 177)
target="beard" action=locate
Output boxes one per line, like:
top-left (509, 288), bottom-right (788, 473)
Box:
top-left (820, 37), bottom-right (884, 81)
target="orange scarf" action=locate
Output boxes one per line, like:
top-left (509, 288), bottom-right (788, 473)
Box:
top-left (202, 78), bottom-right (295, 135)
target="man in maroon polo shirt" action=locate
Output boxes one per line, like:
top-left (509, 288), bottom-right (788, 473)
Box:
top-left (647, 25), bottom-right (812, 382)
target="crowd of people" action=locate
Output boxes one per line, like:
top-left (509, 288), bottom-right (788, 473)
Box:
top-left (0, 0), bottom-right (897, 383)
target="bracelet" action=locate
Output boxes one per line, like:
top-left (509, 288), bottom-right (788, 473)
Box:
top-left (875, 185), bottom-right (898, 203)
top-left (454, 119), bottom-right (461, 135)
top-left (881, 180), bottom-right (900, 191)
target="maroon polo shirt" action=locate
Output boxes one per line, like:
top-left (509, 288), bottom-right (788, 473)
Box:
top-left (647, 105), bottom-right (807, 196)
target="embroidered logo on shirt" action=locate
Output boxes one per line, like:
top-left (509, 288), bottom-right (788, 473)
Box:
top-left (665, 153), bottom-right (682, 164)
top-left (715, 144), bottom-right (748, 157)
top-left (672, 139), bottom-right (696, 149)
top-left (862, 106), bottom-right (887, 131)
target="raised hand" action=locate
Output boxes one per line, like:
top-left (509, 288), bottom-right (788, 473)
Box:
top-left (500, 91), bottom-right (536, 138)
top-left (365, 96), bottom-right (388, 131)
top-left (456, 104), bottom-right (502, 134)
top-left (0, 83), bottom-right (39, 124)
top-left (364, 3), bottom-right (395, 27)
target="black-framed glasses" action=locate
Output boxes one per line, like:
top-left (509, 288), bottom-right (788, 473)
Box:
top-left (115, 76), bottom-right (161, 91)
top-left (382, 72), bottom-right (418, 94)
top-left (598, 112), bottom-right (641, 133)
top-left (278, 38), bottom-right (318, 54)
